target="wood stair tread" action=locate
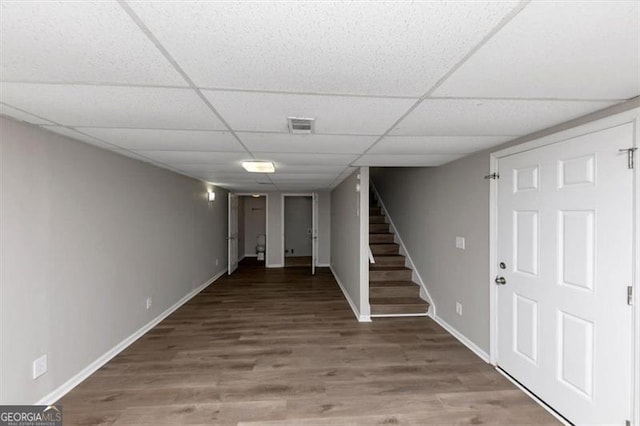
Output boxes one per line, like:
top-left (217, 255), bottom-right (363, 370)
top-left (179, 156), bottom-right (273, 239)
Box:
top-left (369, 280), bottom-right (417, 287)
top-left (369, 265), bottom-right (410, 271)
top-left (370, 296), bottom-right (427, 305)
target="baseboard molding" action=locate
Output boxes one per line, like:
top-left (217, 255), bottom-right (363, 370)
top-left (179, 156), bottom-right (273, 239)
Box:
top-left (266, 263), bottom-right (283, 268)
top-left (34, 269), bottom-right (226, 405)
top-left (431, 314), bottom-right (490, 363)
top-left (370, 182), bottom-right (435, 316)
top-left (317, 263), bottom-right (330, 267)
top-left (329, 265), bottom-right (371, 322)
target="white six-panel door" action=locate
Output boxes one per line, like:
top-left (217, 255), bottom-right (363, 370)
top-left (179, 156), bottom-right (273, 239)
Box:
top-left (496, 123), bottom-right (634, 424)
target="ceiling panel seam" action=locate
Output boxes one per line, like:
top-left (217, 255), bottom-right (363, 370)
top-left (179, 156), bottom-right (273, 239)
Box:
top-left (350, 0), bottom-right (532, 166)
top-left (116, 0), bottom-right (281, 191)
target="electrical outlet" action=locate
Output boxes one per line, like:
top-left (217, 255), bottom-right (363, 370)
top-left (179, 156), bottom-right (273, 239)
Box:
top-left (146, 297), bottom-right (152, 310)
top-left (455, 237), bottom-right (465, 250)
top-left (215, 259), bottom-right (219, 266)
top-left (456, 302), bottom-right (463, 316)
top-left (33, 354), bottom-right (47, 379)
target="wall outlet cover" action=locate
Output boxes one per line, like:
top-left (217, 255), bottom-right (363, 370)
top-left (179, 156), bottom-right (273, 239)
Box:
top-left (146, 297), bottom-right (152, 310)
top-left (455, 302), bottom-right (463, 316)
top-left (455, 237), bottom-right (466, 250)
top-left (33, 354), bottom-right (47, 379)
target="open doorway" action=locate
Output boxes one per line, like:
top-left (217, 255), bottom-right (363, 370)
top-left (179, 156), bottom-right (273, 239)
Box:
top-left (282, 194), bottom-right (318, 273)
top-left (228, 194), bottom-right (267, 274)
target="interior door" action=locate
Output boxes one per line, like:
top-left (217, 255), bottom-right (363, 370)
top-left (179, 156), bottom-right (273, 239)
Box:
top-left (312, 193), bottom-right (318, 275)
top-left (496, 123), bottom-right (634, 424)
top-left (227, 193), bottom-right (239, 275)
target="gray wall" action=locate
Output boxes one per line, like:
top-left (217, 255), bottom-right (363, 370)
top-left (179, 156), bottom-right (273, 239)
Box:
top-left (242, 196), bottom-right (266, 257)
top-left (330, 168), bottom-right (369, 318)
top-left (0, 117), bottom-right (229, 404)
top-left (284, 196), bottom-right (312, 257)
top-left (371, 98), bottom-right (640, 353)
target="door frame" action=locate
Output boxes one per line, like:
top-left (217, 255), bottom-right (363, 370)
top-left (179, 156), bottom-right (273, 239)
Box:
top-left (488, 106), bottom-right (640, 424)
top-left (281, 193), bottom-right (317, 273)
top-left (230, 192), bottom-right (269, 267)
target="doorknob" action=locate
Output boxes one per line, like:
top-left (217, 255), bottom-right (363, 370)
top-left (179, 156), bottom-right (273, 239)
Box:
top-left (495, 276), bottom-right (507, 285)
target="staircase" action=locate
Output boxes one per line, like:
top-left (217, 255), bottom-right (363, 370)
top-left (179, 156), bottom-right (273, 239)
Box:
top-left (369, 195), bottom-right (429, 317)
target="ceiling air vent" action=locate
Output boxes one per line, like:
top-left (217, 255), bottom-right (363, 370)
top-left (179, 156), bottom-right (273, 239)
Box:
top-left (287, 117), bottom-right (315, 134)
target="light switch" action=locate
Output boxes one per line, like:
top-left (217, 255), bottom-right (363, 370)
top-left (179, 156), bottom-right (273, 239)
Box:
top-left (455, 237), bottom-right (465, 250)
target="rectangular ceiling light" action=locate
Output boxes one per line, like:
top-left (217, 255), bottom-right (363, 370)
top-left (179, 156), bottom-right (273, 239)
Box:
top-left (242, 161), bottom-right (275, 173)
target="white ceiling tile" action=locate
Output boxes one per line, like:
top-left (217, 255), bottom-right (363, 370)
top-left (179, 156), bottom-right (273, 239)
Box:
top-left (354, 154), bottom-right (464, 167)
top-left (0, 1), bottom-right (184, 85)
top-left (434, 1), bottom-right (639, 99)
top-left (79, 128), bottom-right (243, 152)
top-left (369, 135), bottom-right (514, 155)
top-left (204, 91), bottom-right (415, 134)
top-left (130, 2), bottom-right (518, 96)
top-left (270, 174), bottom-right (338, 182)
top-left (1, 83), bottom-right (226, 130)
top-left (39, 126), bottom-right (121, 151)
top-left (134, 151), bottom-right (250, 165)
top-left (171, 164), bottom-right (247, 174)
top-left (391, 99), bottom-right (619, 136)
top-left (275, 165), bottom-right (347, 174)
top-left (1, 104), bottom-right (54, 125)
top-left (237, 133), bottom-right (376, 154)
top-left (253, 153), bottom-right (359, 167)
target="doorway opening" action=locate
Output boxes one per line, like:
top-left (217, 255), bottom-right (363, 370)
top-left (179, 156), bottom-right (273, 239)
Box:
top-left (228, 193), bottom-right (267, 275)
top-left (282, 194), bottom-right (318, 274)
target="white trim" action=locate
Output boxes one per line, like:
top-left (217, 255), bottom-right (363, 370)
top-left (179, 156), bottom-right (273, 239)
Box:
top-left (232, 193), bottom-right (268, 272)
top-left (266, 263), bottom-right (284, 268)
top-left (489, 106), bottom-right (640, 424)
top-left (370, 181), bottom-right (435, 316)
top-left (495, 368), bottom-right (571, 426)
top-left (34, 269), bottom-right (226, 405)
top-left (358, 167), bottom-right (371, 318)
top-left (431, 314), bottom-right (490, 363)
top-left (317, 263), bottom-right (330, 267)
top-left (330, 265), bottom-right (371, 322)
top-left (633, 112), bottom-right (640, 426)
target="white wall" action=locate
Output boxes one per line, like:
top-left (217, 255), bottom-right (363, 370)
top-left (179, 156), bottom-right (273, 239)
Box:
top-left (371, 98), bottom-right (640, 353)
top-left (284, 196), bottom-right (312, 257)
top-left (263, 191), bottom-right (331, 268)
top-left (242, 196), bottom-right (266, 257)
top-left (330, 168), bottom-right (369, 320)
top-left (0, 117), bottom-right (229, 404)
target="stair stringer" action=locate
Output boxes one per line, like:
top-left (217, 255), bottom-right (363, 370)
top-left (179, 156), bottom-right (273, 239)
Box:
top-left (370, 181), bottom-right (435, 317)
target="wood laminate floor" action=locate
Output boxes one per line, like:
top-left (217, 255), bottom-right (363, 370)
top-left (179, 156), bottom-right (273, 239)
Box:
top-left (58, 259), bottom-right (557, 425)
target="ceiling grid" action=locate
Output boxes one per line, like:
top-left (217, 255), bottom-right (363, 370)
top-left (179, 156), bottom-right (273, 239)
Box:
top-left (0, 0), bottom-right (637, 191)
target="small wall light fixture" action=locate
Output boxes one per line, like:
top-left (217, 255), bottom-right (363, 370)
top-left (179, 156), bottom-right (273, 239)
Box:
top-left (208, 190), bottom-right (216, 202)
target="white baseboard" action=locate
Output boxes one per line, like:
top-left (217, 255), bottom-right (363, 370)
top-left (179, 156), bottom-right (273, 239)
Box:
top-left (266, 263), bottom-right (283, 268)
top-left (34, 269), bottom-right (226, 405)
top-left (329, 265), bottom-right (371, 322)
top-left (371, 313), bottom-right (428, 318)
top-left (431, 314), bottom-right (490, 363)
top-left (317, 263), bottom-right (330, 267)
top-left (244, 254), bottom-right (257, 258)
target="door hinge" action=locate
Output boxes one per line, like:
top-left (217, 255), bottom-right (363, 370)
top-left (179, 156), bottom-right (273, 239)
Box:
top-left (484, 172), bottom-right (500, 180)
top-left (625, 420), bottom-right (631, 426)
top-left (619, 147), bottom-right (638, 169)
top-left (628, 286), bottom-right (634, 305)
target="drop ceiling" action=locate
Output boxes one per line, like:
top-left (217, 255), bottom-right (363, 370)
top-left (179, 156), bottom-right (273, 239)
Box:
top-left (1, 1), bottom-right (638, 192)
